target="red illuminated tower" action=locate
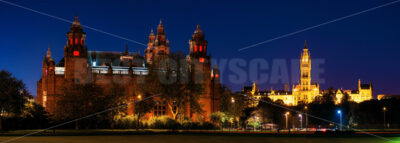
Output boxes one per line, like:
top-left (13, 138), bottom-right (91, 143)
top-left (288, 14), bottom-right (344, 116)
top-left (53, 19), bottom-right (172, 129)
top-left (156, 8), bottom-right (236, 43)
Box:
top-left (188, 24), bottom-right (217, 119)
top-left (64, 16), bottom-right (88, 82)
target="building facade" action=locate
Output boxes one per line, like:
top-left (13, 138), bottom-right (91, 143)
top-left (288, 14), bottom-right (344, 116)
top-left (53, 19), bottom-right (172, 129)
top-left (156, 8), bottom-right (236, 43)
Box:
top-left (243, 42), bottom-right (373, 106)
top-left (36, 17), bottom-right (220, 120)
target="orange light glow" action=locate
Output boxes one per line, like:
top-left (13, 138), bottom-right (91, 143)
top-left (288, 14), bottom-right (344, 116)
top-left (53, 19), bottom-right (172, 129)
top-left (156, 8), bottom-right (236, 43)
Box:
top-left (215, 74), bottom-right (219, 78)
top-left (73, 51), bottom-right (80, 56)
top-left (199, 58), bottom-right (204, 63)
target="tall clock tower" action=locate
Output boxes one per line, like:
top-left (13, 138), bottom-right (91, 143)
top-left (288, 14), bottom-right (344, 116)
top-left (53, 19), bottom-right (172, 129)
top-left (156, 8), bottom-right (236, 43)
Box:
top-left (300, 41), bottom-right (311, 91)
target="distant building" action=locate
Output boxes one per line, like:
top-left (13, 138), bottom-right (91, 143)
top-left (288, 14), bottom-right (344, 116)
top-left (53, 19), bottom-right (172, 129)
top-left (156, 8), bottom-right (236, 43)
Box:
top-left (36, 16), bottom-right (220, 120)
top-left (243, 42), bottom-right (373, 106)
top-left (377, 94), bottom-right (400, 100)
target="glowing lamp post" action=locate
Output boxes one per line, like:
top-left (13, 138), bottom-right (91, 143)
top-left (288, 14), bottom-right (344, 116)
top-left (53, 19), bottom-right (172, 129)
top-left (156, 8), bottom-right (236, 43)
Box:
top-left (304, 106), bottom-right (308, 131)
top-left (298, 114), bottom-right (303, 129)
top-left (285, 112), bottom-right (290, 129)
top-left (337, 110), bottom-right (342, 131)
top-left (383, 107), bottom-right (387, 129)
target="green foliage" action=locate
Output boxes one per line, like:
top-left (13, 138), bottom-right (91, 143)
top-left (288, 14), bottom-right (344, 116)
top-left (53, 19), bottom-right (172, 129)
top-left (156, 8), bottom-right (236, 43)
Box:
top-left (0, 70), bottom-right (31, 130)
top-left (114, 115), bottom-right (216, 130)
top-left (246, 116), bottom-right (261, 129)
top-left (219, 87), bottom-right (246, 126)
top-left (114, 115), bottom-right (138, 129)
top-left (257, 97), bottom-right (286, 127)
top-left (209, 112), bottom-right (225, 126)
top-left (0, 70), bottom-right (30, 117)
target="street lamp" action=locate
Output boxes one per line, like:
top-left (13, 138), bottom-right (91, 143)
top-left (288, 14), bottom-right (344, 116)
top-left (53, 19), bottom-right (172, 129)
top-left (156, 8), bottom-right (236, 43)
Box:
top-left (337, 110), bottom-right (342, 131)
top-left (231, 97), bottom-right (235, 103)
top-left (137, 94), bottom-right (142, 100)
top-left (304, 106), bottom-right (308, 130)
top-left (383, 107), bottom-right (387, 129)
top-left (285, 112), bottom-right (290, 129)
top-left (298, 114), bottom-right (303, 129)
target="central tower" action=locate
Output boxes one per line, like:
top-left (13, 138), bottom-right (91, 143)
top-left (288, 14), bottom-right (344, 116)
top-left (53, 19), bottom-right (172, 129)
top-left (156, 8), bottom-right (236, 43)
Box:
top-left (300, 41), bottom-right (311, 91)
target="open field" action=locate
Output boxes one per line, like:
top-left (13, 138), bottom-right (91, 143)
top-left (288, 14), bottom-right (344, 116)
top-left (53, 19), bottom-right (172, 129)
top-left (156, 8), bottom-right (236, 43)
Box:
top-left (0, 130), bottom-right (399, 143)
top-left (0, 135), bottom-right (399, 143)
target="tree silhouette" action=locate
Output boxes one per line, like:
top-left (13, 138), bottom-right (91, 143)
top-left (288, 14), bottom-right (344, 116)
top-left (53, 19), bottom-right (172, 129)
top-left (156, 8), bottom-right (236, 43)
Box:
top-left (0, 70), bottom-right (30, 130)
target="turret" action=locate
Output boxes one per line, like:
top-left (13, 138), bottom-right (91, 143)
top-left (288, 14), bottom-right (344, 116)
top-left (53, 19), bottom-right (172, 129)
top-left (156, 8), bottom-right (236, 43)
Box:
top-left (46, 48), bottom-right (55, 75)
top-left (189, 24), bottom-right (208, 58)
top-left (144, 20), bottom-right (170, 63)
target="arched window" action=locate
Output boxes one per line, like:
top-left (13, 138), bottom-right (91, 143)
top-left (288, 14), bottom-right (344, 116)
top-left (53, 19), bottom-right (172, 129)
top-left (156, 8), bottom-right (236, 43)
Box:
top-left (75, 38), bottom-right (78, 45)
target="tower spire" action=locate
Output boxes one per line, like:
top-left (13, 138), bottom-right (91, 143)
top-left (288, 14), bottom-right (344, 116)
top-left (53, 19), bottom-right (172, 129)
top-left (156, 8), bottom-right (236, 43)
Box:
top-left (125, 43), bottom-right (129, 55)
top-left (47, 46), bottom-right (52, 58)
top-left (72, 15), bottom-right (80, 26)
top-left (304, 40), bottom-right (308, 49)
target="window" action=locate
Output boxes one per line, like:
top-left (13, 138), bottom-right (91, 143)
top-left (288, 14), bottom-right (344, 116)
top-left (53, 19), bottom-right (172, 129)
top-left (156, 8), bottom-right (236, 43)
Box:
top-left (75, 38), bottom-right (78, 45)
top-left (199, 46), bottom-right (203, 52)
top-left (194, 46), bottom-right (197, 52)
top-left (153, 100), bottom-right (166, 117)
top-left (199, 58), bottom-right (204, 63)
top-left (73, 51), bottom-right (80, 56)
top-left (215, 74), bottom-right (219, 78)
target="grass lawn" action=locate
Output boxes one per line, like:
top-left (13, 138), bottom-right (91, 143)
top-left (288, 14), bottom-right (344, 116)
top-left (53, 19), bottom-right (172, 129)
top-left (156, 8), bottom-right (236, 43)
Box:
top-left (0, 135), bottom-right (398, 143)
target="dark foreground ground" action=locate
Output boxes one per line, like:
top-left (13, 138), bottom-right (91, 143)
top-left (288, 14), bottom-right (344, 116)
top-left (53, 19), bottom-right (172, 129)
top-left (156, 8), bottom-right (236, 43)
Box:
top-left (0, 135), bottom-right (398, 143)
top-left (0, 130), bottom-right (399, 143)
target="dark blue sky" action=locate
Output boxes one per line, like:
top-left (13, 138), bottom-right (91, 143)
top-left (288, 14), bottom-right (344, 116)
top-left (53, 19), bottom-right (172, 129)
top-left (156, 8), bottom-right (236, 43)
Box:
top-left (1, 0), bottom-right (400, 96)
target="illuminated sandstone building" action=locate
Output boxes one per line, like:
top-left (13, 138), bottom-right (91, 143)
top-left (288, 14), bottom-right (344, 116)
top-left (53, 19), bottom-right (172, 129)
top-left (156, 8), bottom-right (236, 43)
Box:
top-left (36, 16), bottom-right (220, 119)
top-left (243, 42), bottom-right (373, 106)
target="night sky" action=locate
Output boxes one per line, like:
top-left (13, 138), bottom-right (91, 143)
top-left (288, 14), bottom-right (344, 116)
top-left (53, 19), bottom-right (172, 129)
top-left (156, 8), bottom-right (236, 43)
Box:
top-left (1, 0), bottom-right (400, 97)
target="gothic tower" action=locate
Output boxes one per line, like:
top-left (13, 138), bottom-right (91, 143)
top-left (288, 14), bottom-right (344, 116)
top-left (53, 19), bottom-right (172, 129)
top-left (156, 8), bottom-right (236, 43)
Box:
top-left (145, 20), bottom-right (170, 63)
top-left (188, 24), bottom-right (213, 119)
top-left (145, 29), bottom-right (155, 63)
top-left (64, 16), bottom-right (88, 83)
top-left (300, 41), bottom-right (311, 91)
top-left (37, 47), bottom-right (56, 112)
